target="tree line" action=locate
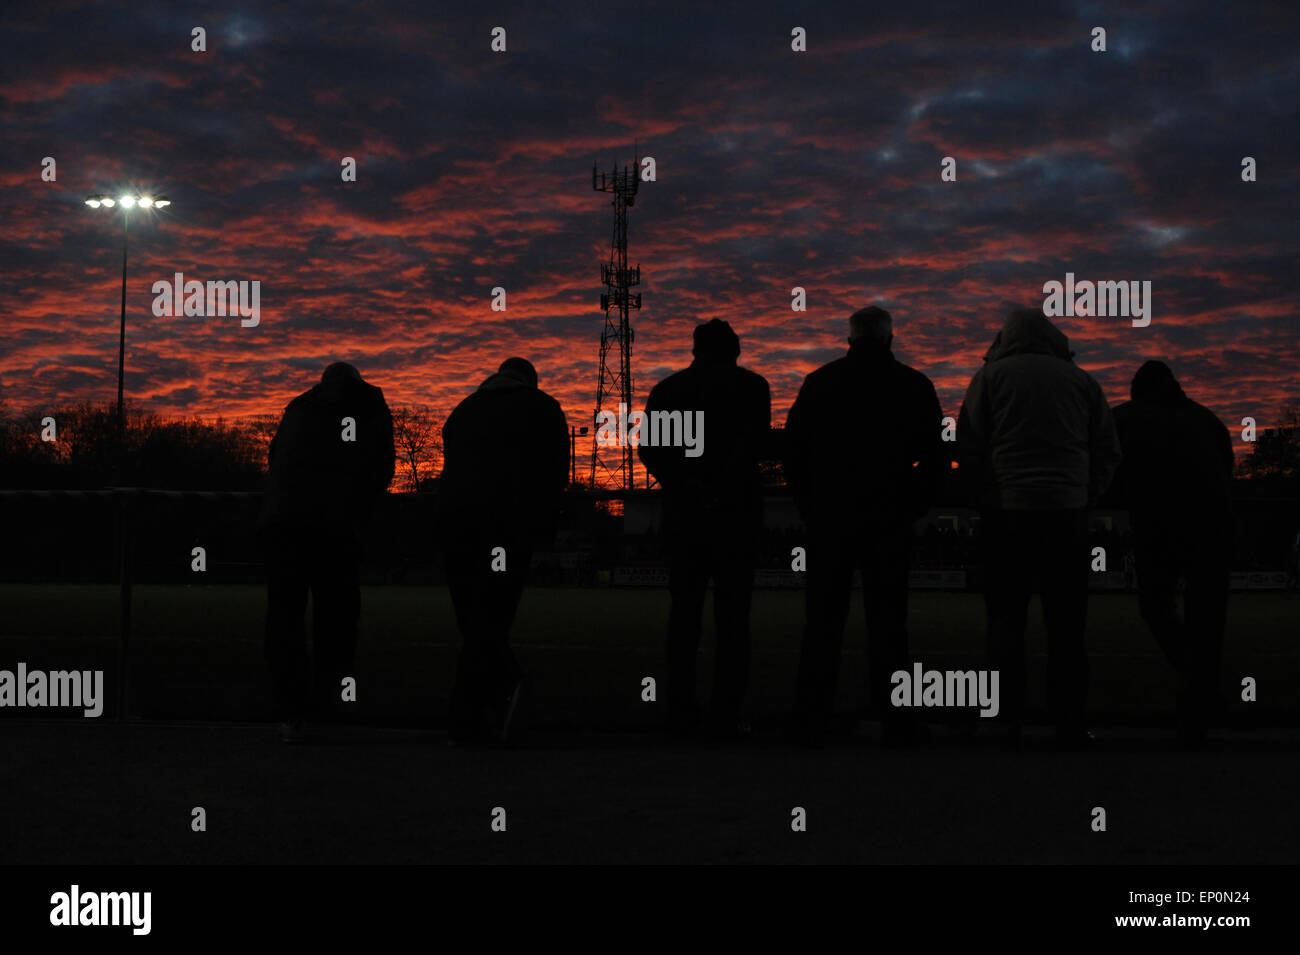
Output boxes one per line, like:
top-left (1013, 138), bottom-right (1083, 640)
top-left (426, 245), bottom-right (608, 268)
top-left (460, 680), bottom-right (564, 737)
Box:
top-left (0, 399), bottom-right (1294, 495)
top-left (0, 401), bottom-right (444, 492)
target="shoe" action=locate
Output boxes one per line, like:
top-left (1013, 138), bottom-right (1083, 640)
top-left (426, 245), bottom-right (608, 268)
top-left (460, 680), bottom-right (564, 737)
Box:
top-left (1055, 727), bottom-right (1095, 752)
top-left (883, 720), bottom-right (931, 748)
top-left (277, 721), bottom-right (306, 745)
top-left (448, 721), bottom-right (491, 748)
top-left (706, 713), bottom-right (752, 740)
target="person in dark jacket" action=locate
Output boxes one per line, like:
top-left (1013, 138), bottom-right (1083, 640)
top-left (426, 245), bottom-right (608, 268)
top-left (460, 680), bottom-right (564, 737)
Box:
top-left (1111, 360), bottom-right (1233, 745)
top-left (957, 307), bottom-right (1121, 748)
top-left (439, 357), bottom-right (569, 745)
top-left (785, 305), bottom-right (945, 745)
top-left (639, 319), bottom-right (771, 737)
top-left (260, 361), bottom-right (395, 742)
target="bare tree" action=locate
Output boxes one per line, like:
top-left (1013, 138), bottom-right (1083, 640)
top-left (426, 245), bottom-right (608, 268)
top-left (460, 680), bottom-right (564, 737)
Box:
top-left (391, 405), bottom-right (443, 492)
top-left (240, 413), bottom-right (281, 466)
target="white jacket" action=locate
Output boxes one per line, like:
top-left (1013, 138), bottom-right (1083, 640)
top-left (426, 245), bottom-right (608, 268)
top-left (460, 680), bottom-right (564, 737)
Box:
top-left (958, 311), bottom-right (1121, 510)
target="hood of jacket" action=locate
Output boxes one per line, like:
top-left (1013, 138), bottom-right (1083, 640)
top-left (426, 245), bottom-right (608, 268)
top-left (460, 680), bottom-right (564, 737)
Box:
top-left (983, 310), bottom-right (1073, 363)
top-left (1130, 359), bottom-right (1187, 406)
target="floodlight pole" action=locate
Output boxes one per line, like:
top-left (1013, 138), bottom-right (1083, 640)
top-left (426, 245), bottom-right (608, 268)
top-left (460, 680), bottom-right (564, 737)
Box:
top-left (116, 213), bottom-right (129, 447)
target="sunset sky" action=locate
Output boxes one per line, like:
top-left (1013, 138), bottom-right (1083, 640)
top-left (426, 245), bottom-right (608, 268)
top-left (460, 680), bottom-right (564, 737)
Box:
top-left (2, 1), bottom-right (1297, 470)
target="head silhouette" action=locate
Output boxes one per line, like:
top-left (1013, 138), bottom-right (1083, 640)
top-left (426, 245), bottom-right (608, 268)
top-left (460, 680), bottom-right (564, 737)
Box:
top-left (692, 318), bottom-right (740, 364)
top-left (498, 356), bottom-right (538, 388)
top-left (1131, 359), bottom-right (1186, 404)
top-left (848, 306), bottom-right (892, 348)
top-left (983, 307), bottom-right (1073, 362)
top-left (321, 361), bottom-right (362, 383)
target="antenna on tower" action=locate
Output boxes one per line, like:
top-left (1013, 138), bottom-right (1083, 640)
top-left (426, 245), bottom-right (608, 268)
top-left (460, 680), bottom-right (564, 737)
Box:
top-left (589, 149), bottom-right (643, 490)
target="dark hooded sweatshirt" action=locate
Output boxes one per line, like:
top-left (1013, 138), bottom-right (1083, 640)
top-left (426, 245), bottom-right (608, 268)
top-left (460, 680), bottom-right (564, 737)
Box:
top-left (958, 311), bottom-right (1121, 510)
top-left (438, 370), bottom-right (569, 542)
top-left (785, 340), bottom-right (944, 531)
top-left (1111, 361), bottom-right (1233, 547)
top-left (260, 374), bottom-right (395, 541)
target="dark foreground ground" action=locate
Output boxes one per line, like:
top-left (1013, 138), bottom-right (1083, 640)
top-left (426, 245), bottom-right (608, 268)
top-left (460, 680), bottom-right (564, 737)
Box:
top-left (2, 721), bottom-right (1297, 865)
top-left (4, 585), bottom-right (1299, 725)
top-left (2, 585), bottom-right (1297, 864)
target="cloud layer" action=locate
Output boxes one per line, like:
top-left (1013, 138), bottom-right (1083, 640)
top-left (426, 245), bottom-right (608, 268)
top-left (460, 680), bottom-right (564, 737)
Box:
top-left (3, 1), bottom-right (1297, 478)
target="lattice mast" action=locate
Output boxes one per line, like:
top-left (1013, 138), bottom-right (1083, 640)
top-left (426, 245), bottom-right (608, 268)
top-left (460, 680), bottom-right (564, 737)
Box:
top-left (589, 155), bottom-right (641, 489)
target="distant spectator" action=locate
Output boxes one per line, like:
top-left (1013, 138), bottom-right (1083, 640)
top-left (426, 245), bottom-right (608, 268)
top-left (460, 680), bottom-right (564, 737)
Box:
top-left (785, 305), bottom-right (944, 745)
top-left (640, 319), bottom-right (771, 737)
top-left (439, 357), bottom-right (568, 746)
top-left (958, 308), bottom-right (1121, 749)
top-left (260, 362), bottom-right (395, 743)
top-left (1112, 359), bottom-right (1233, 745)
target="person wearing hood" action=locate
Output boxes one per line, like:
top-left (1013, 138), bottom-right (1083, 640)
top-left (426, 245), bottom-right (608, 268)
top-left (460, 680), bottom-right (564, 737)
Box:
top-left (957, 307), bottom-right (1121, 749)
top-left (639, 319), bottom-right (771, 738)
top-left (785, 305), bottom-right (945, 746)
top-left (439, 357), bottom-right (569, 745)
top-left (1111, 360), bottom-right (1233, 746)
top-left (260, 361), bottom-right (395, 743)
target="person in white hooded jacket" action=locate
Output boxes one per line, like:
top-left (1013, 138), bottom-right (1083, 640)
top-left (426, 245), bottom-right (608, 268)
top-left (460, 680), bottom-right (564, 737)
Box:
top-left (957, 307), bottom-right (1121, 748)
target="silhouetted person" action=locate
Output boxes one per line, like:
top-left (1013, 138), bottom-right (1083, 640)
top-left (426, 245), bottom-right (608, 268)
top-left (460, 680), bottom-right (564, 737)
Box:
top-left (786, 306), bottom-right (944, 745)
top-left (439, 357), bottom-right (568, 745)
top-left (260, 361), bottom-right (395, 743)
top-left (639, 319), bottom-right (771, 736)
top-left (1112, 360), bottom-right (1233, 745)
top-left (958, 307), bottom-right (1121, 748)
